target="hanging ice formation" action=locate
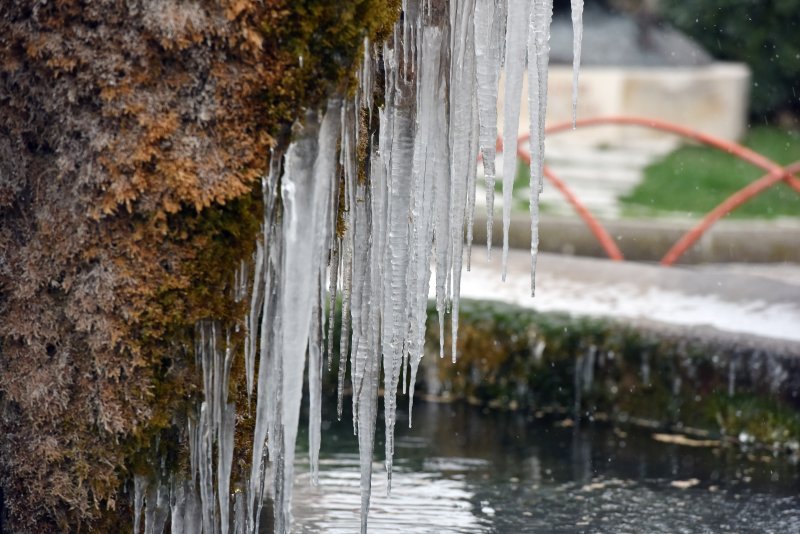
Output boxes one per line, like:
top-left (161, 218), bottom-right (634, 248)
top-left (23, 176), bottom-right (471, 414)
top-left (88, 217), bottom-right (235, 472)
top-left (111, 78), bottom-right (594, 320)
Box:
top-left (132, 0), bottom-right (583, 532)
top-left (570, 0), bottom-right (584, 127)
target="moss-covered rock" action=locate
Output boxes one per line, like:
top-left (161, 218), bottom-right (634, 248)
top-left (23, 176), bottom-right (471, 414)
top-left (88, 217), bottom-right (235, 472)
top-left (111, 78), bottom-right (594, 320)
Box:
top-left (0, 1), bottom-right (398, 530)
top-left (420, 299), bottom-right (800, 455)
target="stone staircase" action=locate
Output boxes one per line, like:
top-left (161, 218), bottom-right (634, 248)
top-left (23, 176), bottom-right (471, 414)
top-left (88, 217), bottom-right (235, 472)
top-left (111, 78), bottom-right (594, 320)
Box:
top-left (475, 139), bottom-right (677, 219)
top-left (539, 141), bottom-right (676, 218)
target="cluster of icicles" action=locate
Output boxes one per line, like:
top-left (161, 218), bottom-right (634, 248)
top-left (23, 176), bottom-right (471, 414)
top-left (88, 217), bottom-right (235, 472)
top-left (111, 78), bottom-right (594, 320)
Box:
top-left (132, 0), bottom-right (584, 532)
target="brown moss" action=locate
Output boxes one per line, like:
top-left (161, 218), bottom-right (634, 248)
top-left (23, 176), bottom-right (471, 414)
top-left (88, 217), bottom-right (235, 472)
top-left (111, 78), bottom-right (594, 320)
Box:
top-left (0, 1), bottom-right (399, 530)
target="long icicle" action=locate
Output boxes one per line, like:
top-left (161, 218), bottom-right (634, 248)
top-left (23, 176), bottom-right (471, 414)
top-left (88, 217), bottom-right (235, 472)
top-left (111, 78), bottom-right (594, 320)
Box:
top-left (570, 0), bottom-right (584, 128)
top-left (474, 0), bottom-right (507, 259)
top-left (407, 22), bottom-right (446, 423)
top-left (309, 100), bottom-right (342, 484)
top-left (500, 0), bottom-right (530, 280)
top-left (381, 33), bottom-right (416, 492)
top-left (448, 0), bottom-right (478, 363)
top-left (528, 0), bottom-right (553, 296)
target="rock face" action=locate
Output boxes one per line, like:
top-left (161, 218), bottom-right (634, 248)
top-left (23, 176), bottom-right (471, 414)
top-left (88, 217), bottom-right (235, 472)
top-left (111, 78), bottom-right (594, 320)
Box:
top-left (0, 1), bottom-right (397, 530)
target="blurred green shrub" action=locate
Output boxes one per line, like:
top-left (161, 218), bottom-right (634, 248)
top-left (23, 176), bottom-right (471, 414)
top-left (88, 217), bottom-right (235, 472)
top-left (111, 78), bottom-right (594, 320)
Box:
top-left (660, 0), bottom-right (800, 120)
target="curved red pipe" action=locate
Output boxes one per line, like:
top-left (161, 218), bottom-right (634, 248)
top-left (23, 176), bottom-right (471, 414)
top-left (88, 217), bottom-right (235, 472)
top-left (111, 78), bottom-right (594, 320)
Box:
top-left (503, 117), bottom-right (800, 264)
top-left (538, 117), bottom-right (800, 264)
top-left (661, 160), bottom-right (800, 265)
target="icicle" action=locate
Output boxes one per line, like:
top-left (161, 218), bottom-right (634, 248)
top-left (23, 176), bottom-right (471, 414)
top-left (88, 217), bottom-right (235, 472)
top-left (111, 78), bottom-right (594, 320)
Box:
top-left (198, 402), bottom-right (216, 534)
top-left (407, 24), bottom-right (446, 424)
top-left (528, 0), bottom-right (553, 296)
top-left (350, 179), bottom-right (378, 534)
top-left (273, 113), bottom-right (329, 532)
top-left (338, 101), bottom-right (357, 420)
top-left (324, 107), bottom-right (343, 373)
top-left (248, 152), bottom-right (283, 534)
top-left (308, 289), bottom-right (325, 485)
top-left (350, 180), bottom-right (373, 435)
top-left (143, 481), bottom-right (169, 534)
top-left (355, 139), bottom-right (388, 534)
top-left (448, 0), bottom-right (478, 363)
top-left (359, 37), bottom-right (376, 114)
top-left (570, 0), bottom-right (584, 127)
top-left (201, 329), bottom-right (235, 534)
top-left (381, 44), bottom-right (416, 491)
top-left (245, 240), bottom-right (264, 400)
top-left (325, 239), bottom-right (340, 372)
top-left (133, 475), bottom-right (146, 534)
top-left (500, 0), bottom-right (530, 280)
top-left (355, 308), bottom-right (380, 534)
top-left (233, 491), bottom-right (246, 534)
top-left (433, 77), bottom-right (452, 362)
top-left (218, 404), bottom-right (235, 534)
top-left (309, 100), bottom-right (342, 482)
top-left (465, 88), bottom-right (481, 271)
top-left (474, 0), bottom-right (507, 259)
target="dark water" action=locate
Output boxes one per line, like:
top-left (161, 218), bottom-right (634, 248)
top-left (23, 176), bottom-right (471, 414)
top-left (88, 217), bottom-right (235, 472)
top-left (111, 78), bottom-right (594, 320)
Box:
top-left (292, 401), bottom-right (800, 533)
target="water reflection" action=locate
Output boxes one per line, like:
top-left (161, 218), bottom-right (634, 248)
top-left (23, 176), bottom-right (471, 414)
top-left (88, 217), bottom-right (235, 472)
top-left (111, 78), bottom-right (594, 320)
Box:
top-left (292, 401), bottom-right (800, 532)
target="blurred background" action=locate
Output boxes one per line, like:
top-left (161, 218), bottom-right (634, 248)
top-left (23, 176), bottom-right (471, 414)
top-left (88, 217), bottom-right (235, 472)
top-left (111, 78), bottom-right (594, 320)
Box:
top-left (479, 0), bottom-right (800, 264)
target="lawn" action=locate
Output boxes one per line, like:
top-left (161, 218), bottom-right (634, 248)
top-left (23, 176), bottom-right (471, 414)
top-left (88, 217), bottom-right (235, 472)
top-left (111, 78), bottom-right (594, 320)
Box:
top-left (620, 127), bottom-right (800, 219)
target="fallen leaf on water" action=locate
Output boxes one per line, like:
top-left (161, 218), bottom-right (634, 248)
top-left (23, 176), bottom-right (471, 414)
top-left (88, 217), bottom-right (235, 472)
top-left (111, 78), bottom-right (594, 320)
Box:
top-left (653, 433), bottom-right (720, 448)
top-left (670, 478), bottom-right (700, 489)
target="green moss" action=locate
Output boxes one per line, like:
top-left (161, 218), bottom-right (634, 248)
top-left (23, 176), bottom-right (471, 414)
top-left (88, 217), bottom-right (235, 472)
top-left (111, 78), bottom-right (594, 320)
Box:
top-left (116, 187), bottom-right (263, 511)
top-left (709, 393), bottom-right (800, 446)
top-left (258, 0), bottom-right (401, 141)
top-left (417, 299), bottom-right (800, 453)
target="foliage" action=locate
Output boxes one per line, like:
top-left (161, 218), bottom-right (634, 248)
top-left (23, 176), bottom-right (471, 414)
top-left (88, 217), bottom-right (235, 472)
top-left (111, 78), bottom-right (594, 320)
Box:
top-left (621, 127), bottom-right (800, 218)
top-left (660, 0), bottom-right (800, 119)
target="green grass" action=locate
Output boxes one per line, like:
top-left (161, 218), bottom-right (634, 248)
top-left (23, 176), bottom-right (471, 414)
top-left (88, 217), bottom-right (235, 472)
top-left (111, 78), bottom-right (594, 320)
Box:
top-left (621, 127), bottom-right (800, 219)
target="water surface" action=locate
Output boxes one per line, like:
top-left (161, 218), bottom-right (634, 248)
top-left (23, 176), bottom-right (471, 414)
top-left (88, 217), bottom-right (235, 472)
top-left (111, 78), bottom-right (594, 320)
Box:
top-left (293, 401), bottom-right (800, 533)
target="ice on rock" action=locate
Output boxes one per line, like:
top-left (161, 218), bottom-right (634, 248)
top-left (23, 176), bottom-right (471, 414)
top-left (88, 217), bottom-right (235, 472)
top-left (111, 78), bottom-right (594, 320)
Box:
top-left (133, 2), bottom-right (585, 532)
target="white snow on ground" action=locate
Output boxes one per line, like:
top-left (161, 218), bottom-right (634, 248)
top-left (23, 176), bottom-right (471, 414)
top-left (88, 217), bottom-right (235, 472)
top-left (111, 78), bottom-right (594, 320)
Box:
top-left (451, 249), bottom-right (800, 343)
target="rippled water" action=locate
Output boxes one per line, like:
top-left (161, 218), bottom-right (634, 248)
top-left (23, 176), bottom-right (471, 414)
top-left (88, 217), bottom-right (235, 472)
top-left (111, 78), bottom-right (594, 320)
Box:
top-left (288, 401), bottom-right (800, 533)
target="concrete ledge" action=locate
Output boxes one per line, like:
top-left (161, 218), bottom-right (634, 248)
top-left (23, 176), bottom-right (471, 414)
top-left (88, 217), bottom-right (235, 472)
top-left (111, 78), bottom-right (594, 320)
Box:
top-left (471, 212), bottom-right (800, 264)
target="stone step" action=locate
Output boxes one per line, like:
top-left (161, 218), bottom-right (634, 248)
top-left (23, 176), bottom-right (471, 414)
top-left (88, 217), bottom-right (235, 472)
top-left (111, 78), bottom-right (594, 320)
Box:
top-left (545, 165), bottom-right (642, 188)
top-left (544, 146), bottom-right (664, 168)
